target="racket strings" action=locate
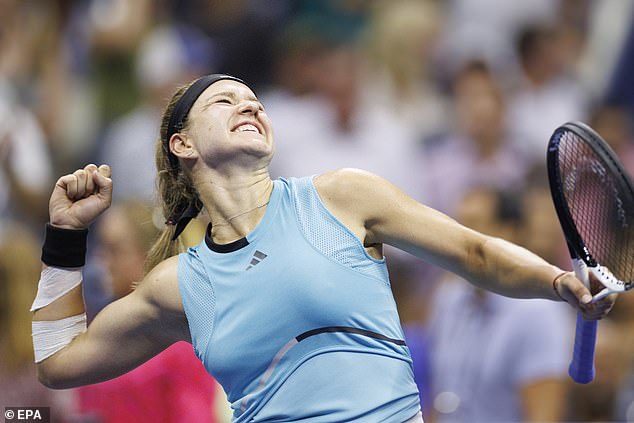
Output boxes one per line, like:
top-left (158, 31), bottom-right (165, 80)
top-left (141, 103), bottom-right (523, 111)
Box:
top-left (557, 130), bottom-right (634, 284)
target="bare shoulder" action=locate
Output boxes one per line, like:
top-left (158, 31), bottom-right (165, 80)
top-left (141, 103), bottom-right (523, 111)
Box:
top-left (314, 169), bottom-right (374, 221)
top-left (315, 168), bottom-right (389, 212)
top-left (313, 169), bottom-right (401, 255)
top-left (314, 168), bottom-right (461, 253)
top-left (134, 255), bottom-right (183, 315)
top-left (314, 168), bottom-right (386, 202)
top-left (314, 168), bottom-right (406, 224)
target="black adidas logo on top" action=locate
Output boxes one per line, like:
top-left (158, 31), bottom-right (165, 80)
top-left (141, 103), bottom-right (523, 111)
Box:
top-left (246, 250), bottom-right (267, 270)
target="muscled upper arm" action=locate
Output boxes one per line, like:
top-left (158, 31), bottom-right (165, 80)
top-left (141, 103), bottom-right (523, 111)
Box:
top-left (314, 168), bottom-right (575, 302)
top-left (314, 168), bottom-right (485, 276)
top-left (37, 256), bottom-right (189, 389)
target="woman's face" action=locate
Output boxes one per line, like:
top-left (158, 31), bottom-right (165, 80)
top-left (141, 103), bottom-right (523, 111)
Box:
top-left (183, 79), bottom-right (274, 169)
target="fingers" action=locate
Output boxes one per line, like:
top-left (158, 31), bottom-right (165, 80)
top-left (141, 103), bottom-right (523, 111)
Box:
top-left (558, 272), bottom-right (618, 320)
top-left (55, 174), bottom-right (77, 199)
top-left (57, 164), bottom-right (111, 201)
top-left (97, 164), bottom-right (111, 178)
top-left (70, 165), bottom-right (94, 200)
top-left (588, 271), bottom-right (606, 296)
top-left (556, 273), bottom-right (592, 306)
top-left (93, 165), bottom-right (113, 204)
top-left (73, 169), bottom-right (89, 199)
top-left (581, 293), bottom-right (618, 320)
top-left (580, 294), bottom-right (616, 320)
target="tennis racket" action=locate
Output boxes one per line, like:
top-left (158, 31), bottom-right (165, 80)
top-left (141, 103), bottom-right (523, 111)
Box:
top-left (547, 121), bottom-right (634, 384)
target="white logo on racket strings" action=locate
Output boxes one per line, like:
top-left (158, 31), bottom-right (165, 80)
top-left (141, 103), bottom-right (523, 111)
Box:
top-left (589, 159), bottom-right (606, 179)
top-left (568, 159), bottom-right (629, 228)
top-left (589, 159), bottom-right (629, 228)
top-left (614, 194), bottom-right (628, 228)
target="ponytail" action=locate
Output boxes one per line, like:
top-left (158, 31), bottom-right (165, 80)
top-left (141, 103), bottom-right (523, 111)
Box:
top-left (144, 223), bottom-right (181, 275)
top-left (144, 82), bottom-right (201, 274)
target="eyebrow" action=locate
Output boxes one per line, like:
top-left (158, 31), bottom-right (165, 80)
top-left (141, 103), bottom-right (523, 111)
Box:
top-left (202, 91), bottom-right (260, 109)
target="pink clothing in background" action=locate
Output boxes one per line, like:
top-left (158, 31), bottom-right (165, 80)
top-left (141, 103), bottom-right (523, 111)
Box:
top-left (77, 341), bottom-right (219, 423)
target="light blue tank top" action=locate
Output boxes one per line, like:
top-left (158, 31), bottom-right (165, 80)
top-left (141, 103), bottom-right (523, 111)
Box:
top-left (178, 176), bottom-right (420, 422)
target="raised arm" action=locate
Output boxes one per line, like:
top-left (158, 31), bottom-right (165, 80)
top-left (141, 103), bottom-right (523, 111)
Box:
top-left (32, 164), bottom-right (189, 389)
top-left (315, 169), bottom-right (615, 319)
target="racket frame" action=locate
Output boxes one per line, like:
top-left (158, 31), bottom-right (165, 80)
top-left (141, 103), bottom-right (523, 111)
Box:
top-left (547, 121), bottom-right (634, 384)
top-left (547, 121), bottom-right (634, 296)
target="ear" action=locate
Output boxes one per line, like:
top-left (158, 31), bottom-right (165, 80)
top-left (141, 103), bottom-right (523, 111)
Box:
top-left (169, 133), bottom-right (198, 160)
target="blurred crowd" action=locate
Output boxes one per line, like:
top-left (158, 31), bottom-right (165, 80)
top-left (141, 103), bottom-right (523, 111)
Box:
top-left (1, 0), bottom-right (634, 422)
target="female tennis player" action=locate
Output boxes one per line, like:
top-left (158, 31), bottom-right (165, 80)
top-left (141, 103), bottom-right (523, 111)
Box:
top-left (31, 74), bottom-right (616, 422)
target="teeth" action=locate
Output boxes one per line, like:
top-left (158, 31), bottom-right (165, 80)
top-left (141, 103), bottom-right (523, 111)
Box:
top-left (237, 124), bottom-right (259, 133)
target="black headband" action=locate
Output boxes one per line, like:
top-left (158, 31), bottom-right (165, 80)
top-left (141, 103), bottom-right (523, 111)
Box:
top-left (164, 73), bottom-right (245, 169)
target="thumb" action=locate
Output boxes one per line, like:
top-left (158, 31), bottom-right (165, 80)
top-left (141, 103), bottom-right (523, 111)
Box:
top-left (558, 273), bottom-right (593, 306)
top-left (570, 280), bottom-right (593, 306)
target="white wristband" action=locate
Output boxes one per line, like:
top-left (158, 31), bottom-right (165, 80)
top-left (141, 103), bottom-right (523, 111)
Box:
top-left (32, 313), bottom-right (87, 363)
top-left (30, 267), bottom-right (82, 312)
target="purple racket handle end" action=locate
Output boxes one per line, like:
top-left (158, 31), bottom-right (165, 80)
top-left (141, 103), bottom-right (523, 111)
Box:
top-left (568, 312), bottom-right (597, 384)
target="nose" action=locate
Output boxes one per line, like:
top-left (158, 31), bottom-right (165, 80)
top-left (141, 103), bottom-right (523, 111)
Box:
top-left (238, 99), bottom-right (259, 115)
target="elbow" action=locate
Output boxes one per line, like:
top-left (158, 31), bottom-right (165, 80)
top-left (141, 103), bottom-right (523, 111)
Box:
top-left (459, 234), bottom-right (501, 289)
top-left (36, 360), bottom-right (75, 390)
top-left (37, 366), bottom-right (59, 389)
top-left (37, 364), bottom-right (63, 389)
top-left (466, 235), bottom-right (489, 277)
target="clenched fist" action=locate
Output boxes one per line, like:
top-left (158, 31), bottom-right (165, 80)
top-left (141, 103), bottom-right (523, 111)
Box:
top-left (49, 164), bottom-right (113, 230)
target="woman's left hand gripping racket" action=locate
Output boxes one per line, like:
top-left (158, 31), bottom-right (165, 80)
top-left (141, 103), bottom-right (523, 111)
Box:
top-left (547, 121), bottom-right (634, 384)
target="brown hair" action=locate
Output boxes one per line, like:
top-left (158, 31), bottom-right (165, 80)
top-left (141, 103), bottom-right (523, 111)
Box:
top-left (144, 81), bottom-right (202, 274)
top-left (115, 200), bottom-right (160, 253)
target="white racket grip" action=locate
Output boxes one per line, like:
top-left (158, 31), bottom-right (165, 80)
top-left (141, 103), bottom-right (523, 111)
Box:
top-left (588, 266), bottom-right (622, 300)
top-left (569, 258), bottom-right (597, 384)
top-left (572, 258), bottom-right (589, 287)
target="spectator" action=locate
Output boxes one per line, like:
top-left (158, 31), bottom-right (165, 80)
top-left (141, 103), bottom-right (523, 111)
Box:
top-left (436, 0), bottom-right (558, 76)
top-left (98, 24), bottom-right (215, 203)
top-left (362, 0), bottom-right (449, 142)
top-left (423, 61), bottom-right (527, 215)
top-left (507, 24), bottom-right (588, 162)
top-left (589, 104), bottom-right (634, 174)
top-left (0, 79), bottom-right (52, 229)
top-left (266, 15), bottom-right (425, 202)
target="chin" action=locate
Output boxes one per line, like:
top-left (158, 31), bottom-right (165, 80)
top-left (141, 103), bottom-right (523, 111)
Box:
top-left (245, 135), bottom-right (274, 154)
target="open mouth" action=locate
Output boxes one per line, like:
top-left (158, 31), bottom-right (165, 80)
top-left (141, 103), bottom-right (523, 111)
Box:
top-left (234, 122), bottom-right (262, 135)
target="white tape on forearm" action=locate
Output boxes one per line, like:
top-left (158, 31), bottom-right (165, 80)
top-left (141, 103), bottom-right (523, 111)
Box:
top-left (30, 267), bottom-right (82, 312)
top-left (32, 313), bottom-right (87, 363)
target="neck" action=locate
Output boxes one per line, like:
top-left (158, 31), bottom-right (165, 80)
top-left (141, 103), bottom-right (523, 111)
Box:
top-left (193, 167), bottom-right (274, 244)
